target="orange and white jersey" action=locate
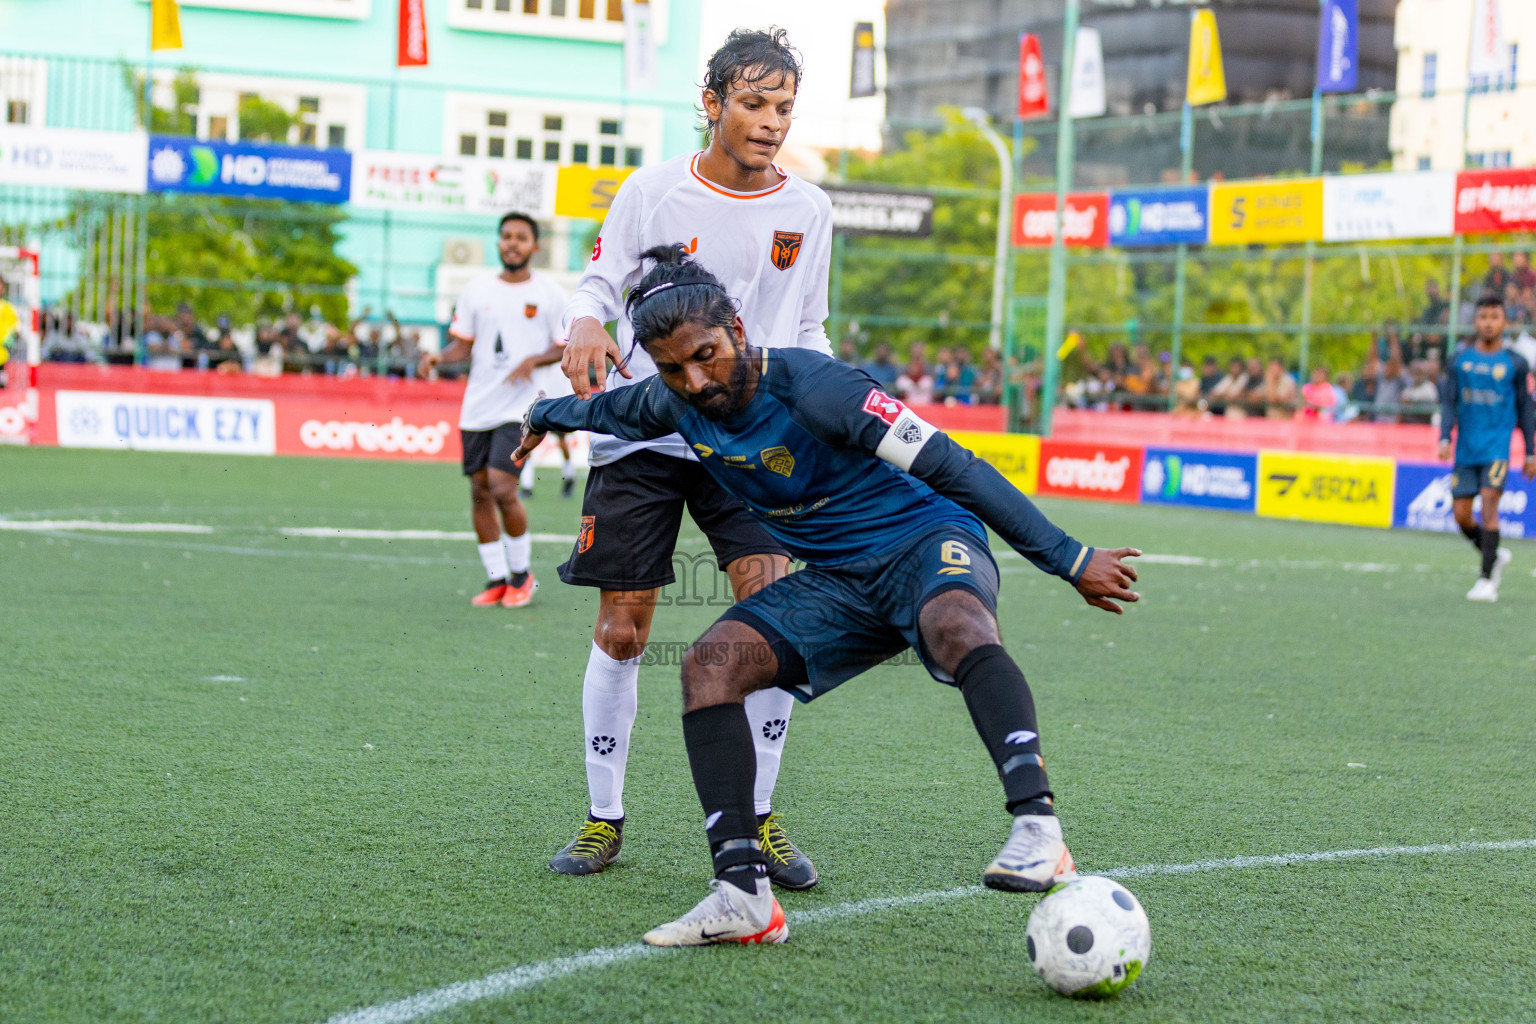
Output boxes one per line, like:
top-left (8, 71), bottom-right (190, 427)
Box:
top-left (449, 271), bottom-right (567, 431)
top-left (562, 151), bottom-right (833, 464)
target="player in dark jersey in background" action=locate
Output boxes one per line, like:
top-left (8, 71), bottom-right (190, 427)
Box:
top-left (517, 246), bottom-right (1140, 946)
top-left (1440, 294), bottom-right (1536, 603)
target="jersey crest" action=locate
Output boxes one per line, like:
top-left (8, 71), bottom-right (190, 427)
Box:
top-left (524, 304), bottom-right (537, 318)
top-left (861, 387), bottom-right (907, 426)
top-left (761, 445), bottom-right (795, 477)
top-left (771, 230), bottom-right (803, 271)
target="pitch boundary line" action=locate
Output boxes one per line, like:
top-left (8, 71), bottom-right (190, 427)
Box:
top-left (316, 837), bottom-right (1536, 1024)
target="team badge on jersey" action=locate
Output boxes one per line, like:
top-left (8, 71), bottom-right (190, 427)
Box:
top-left (578, 515), bottom-right (595, 553)
top-left (524, 304), bottom-right (538, 318)
top-left (861, 387), bottom-right (907, 426)
top-left (761, 445), bottom-right (795, 477)
top-left (1494, 363), bottom-right (1507, 380)
top-left (771, 230), bottom-right (803, 271)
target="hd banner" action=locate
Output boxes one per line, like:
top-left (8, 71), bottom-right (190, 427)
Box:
top-left (1108, 187), bottom-right (1209, 247)
top-left (1393, 462), bottom-right (1536, 538)
top-left (350, 151), bottom-right (556, 217)
top-left (1140, 447), bottom-right (1257, 513)
top-left (1256, 450), bottom-right (1395, 529)
top-left (823, 185), bottom-right (934, 237)
top-left (147, 136), bottom-right (351, 204)
top-left (0, 126), bottom-right (148, 194)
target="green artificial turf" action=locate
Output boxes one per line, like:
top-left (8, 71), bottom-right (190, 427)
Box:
top-left (2, 446), bottom-right (1534, 1024)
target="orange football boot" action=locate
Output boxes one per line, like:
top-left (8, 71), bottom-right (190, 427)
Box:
top-left (471, 581), bottom-right (509, 607)
top-left (501, 572), bottom-right (538, 608)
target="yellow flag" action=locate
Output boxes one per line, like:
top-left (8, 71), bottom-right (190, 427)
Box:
top-left (1186, 9), bottom-right (1226, 107)
top-left (152, 0), bottom-right (183, 51)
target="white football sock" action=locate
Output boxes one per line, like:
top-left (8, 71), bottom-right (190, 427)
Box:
top-left (746, 686), bottom-right (794, 817)
top-left (583, 640), bottom-right (641, 820)
top-left (561, 460), bottom-right (577, 481)
top-left (519, 458), bottom-right (536, 490)
top-left (505, 530), bottom-right (531, 574)
top-left (478, 539), bottom-right (509, 581)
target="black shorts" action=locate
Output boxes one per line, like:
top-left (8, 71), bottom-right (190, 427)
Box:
top-left (558, 448), bottom-right (789, 591)
top-left (1452, 461), bottom-right (1510, 497)
top-left (719, 523), bottom-right (999, 703)
top-left (461, 422), bottom-right (527, 477)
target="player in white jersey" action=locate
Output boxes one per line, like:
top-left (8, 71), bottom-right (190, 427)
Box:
top-left (545, 29), bottom-right (828, 888)
top-left (419, 212), bottom-right (566, 608)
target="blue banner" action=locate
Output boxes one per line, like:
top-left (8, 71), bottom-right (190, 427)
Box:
top-left (146, 136), bottom-right (351, 204)
top-left (1107, 187), bottom-right (1209, 247)
top-left (1393, 462), bottom-right (1536, 538)
top-left (1316, 0), bottom-right (1359, 94)
top-left (1141, 447), bottom-right (1257, 513)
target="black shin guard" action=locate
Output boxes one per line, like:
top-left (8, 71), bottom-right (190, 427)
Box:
top-left (681, 703), bottom-right (766, 886)
top-left (956, 644), bottom-right (1054, 816)
top-left (1481, 528), bottom-right (1501, 578)
top-left (1460, 521), bottom-right (1483, 550)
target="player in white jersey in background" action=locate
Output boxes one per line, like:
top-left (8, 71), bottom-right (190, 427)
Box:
top-left (545, 28), bottom-right (830, 887)
top-left (419, 212), bottom-right (566, 609)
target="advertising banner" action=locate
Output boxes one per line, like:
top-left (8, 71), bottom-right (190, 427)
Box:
top-left (56, 390), bottom-right (276, 455)
top-left (1454, 168), bottom-right (1536, 235)
top-left (1315, 0), bottom-right (1358, 94)
top-left (147, 136), bottom-right (351, 203)
top-left (350, 151), bottom-right (556, 217)
top-left (1069, 27), bottom-right (1107, 119)
top-left (1012, 192), bottom-right (1109, 248)
top-left (277, 397), bottom-right (456, 461)
top-left (1210, 179), bottom-right (1324, 244)
top-left (1393, 462), bottom-right (1536, 538)
top-left (1140, 447), bottom-right (1257, 513)
top-left (823, 185), bottom-right (934, 237)
top-left (0, 126), bottom-right (148, 194)
top-left (1322, 171), bottom-right (1456, 241)
top-left (1256, 450), bottom-right (1394, 528)
top-left (1037, 440), bottom-right (1142, 503)
top-left (1108, 186), bottom-right (1209, 247)
top-left (951, 430), bottom-right (1040, 495)
top-left (398, 0), bottom-right (428, 67)
top-left (1017, 33), bottom-right (1049, 119)
top-left (554, 165), bottom-right (637, 220)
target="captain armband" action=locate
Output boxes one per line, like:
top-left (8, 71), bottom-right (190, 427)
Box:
top-left (858, 387), bottom-right (940, 472)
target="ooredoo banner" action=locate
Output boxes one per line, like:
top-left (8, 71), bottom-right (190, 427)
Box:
top-left (56, 390), bottom-right (276, 455)
top-left (1454, 168), bottom-right (1536, 234)
top-left (1037, 440), bottom-right (1142, 503)
top-left (1393, 462), bottom-right (1536, 538)
top-left (1256, 449), bottom-right (1394, 528)
top-left (1012, 192), bottom-right (1109, 248)
top-left (1140, 447), bottom-right (1256, 513)
top-left (271, 396), bottom-right (458, 461)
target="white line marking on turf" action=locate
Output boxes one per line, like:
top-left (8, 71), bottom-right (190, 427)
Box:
top-left (280, 527), bottom-right (577, 544)
top-left (316, 837), bottom-right (1536, 1024)
top-left (0, 519), bottom-right (213, 534)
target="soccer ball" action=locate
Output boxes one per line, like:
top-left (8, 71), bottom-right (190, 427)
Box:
top-left (1025, 875), bottom-right (1151, 999)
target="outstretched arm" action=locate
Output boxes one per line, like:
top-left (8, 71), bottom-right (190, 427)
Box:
top-left (1438, 364), bottom-right (1458, 461)
top-left (515, 375), bottom-right (685, 462)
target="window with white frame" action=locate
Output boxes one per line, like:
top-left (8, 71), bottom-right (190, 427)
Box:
top-left (0, 57), bottom-right (47, 127)
top-left (448, 0), bottom-right (669, 45)
top-left (135, 0), bottom-right (370, 20)
top-left (445, 93), bottom-right (661, 170)
top-left (152, 71), bottom-right (365, 149)
top-left (1421, 52), bottom-right (1436, 98)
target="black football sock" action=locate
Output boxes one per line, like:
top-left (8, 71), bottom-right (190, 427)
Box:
top-left (1481, 528), bottom-right (1502, 578)
top-left (1460, 521), bottom-right (1483, 551)
top-left (681, 703), bottom-right (766, 890)
top-left (956, 644), bottom-right (1054, 816)
top-left (509, 570), bottom-right (529, 587)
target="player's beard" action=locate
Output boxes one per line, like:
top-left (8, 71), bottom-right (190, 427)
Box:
top-left (690, 351), bottom-right (753, 421)
top-left (501, 254), bottom-right (531, 273)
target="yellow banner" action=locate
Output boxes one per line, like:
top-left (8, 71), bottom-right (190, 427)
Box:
top-left (151, 0), bottom-right (183, 50)
top-left (1256, 450), bottom-right (1395, 529)
top-left (950, 431), bottom-right (1040, 495)
top-left (1186, 10), bottom-right (1227, 106)
top-left (1210, 179), bottom-right (1324, 245)
top-left (554, 165), bottom-right (636, 221)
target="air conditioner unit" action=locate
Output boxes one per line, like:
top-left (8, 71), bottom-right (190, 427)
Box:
top-left (442, 237), bottom-right (485, 266)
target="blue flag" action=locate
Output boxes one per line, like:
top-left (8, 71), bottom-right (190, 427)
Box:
top-left (1316, 0), bottom-right (1358, 94)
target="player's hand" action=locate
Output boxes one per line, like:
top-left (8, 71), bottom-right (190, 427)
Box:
top-left (1438, 440), bottom-right (1452, 462)
top-left (415, 352), bottom-right (437, 379)
top-left (1074, 547), bottom-right (1141, 615)
top-left (507, 357), bottom-right (537, 385)
top-left (1524, 456), bottom-right (1536, 480)
top-left (563, 317), bottom-right (631, 400)
top-left (513, 393), bottom-right (548, 464)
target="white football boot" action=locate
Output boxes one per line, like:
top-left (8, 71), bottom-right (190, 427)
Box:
top-left (983, 813), bottom-right (1077, 893)
top-left (1466, 577), bottom-right (1499, 602)
top-left (1489, 547), bottom-right (1513, 589)
top-left (642, 877), bottom-right (788, 948)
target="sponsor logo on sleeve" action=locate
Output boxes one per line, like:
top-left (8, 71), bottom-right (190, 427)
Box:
top-left (861, 387), bottom-right (906, 426)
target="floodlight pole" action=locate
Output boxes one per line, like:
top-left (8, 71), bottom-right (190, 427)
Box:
top-left (1038, 0), bottom-right (1080, 436)
top-left (963, 108), bottom-right (1011, 355)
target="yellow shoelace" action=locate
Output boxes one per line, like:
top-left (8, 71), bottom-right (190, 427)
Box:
top-left (567, 820), bottom-right (619, 859)
top-left (758, 813), bottom-right (798, 865)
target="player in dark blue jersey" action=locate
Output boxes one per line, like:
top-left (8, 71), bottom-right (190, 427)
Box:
top-left (1439, 294), bottom-right (1536, 602)
top-left (516, 245), bottom-right (1140, 947)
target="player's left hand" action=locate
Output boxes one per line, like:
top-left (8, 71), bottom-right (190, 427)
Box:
top-left (507, 357), bottom-right (538, 385)
top-left (1524, 456), bottom-right (1536, 480)
top-left (513, 393), bottom-right (548, 464)
top-left (1075, 548), bottom-right (1141, 614)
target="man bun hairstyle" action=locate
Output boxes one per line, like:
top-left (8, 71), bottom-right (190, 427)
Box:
top-left (627, 244), bottom-right (739, 350)
top-left (700, 27), bottom-right (803, 142)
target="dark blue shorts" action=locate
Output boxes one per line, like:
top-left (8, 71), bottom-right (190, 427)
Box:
top-left (719, 524), bottom-right (1000, 702)
top-left (1453, 461), bottom-right (1509, 498)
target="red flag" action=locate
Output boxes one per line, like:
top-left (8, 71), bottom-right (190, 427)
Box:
top-left (1018, 33), bottom-right (1049, 119)
top-left (398, 0), bottom-right (428, 67)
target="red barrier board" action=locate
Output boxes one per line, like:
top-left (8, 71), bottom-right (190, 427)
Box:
top-left (1037, 439), bottom-right (1142, 502)
top-left (1012, 192), bottom-right (1110, 248)
top-left (1454, 168), bottom-right (1536, 234)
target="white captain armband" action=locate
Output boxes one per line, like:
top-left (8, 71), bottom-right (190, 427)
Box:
top-left (861, 387), bottom-right (940, 471)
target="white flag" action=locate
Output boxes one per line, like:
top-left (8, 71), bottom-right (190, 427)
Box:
top-left (1070, 27), bottom-right (1107, 119)
top-left (1468, 0), bottom-right (1506, 80)
top-left (623, 0), bottom-right (657, 93)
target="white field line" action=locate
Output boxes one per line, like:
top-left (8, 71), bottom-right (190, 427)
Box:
top-left (316, 837), bottom-right (1536, 1024)
top-left (280, 527), bottom-right (578, 544)
top-left (0, 519), bottom-right (213, 534)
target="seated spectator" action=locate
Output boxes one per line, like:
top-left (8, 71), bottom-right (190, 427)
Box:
top-left (1332, 371), bottom-right (1359, 423)
top-left (1207, 357), bottom-right (1249, 416)
top-left (43, 312), bottom-right (96, 363)
top-left (1198, 355), bottom-right (1222, 395)
top-left (1401, 359), bottom-right (1439, 424)
top-left (1373, 355), bottom-right (1413, 423)
top-left (1259, 358), bottom-right (1297, 419)
top-left (1171, 364), bottom-right (1202, 419)
top-left (1515, 251), bottom-right (1536, 292)
top-left (173, 303), bottom-right (207, 354)
top-left (938, 346), bottom-right (976, 403)
top-left (1483, 253), bottom-right (1512, 297)
top-left (895, 351), bottom-right (934, 404)
top-left (861, 342), bottom-right (900, 389)
top-left (1374, 319), bottom-right (1403, 364)
top-left (1240, 357), bottom-right (1268, 415)
top-left (837, 339), bottom-right (859, 364)
top-left (1419, 279), bottom-right (1449, 329)
top-left (974, 348), bottom-right (1004, 405)
top-left (1102, 342), bottom-right (1131, 391)
top-left (1122, 348), bottom-right (1166, 400)
top-left (1349, 356), bottom-right (1380, 421)
top-left (1300, 364), bottom-right (1336, 419)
